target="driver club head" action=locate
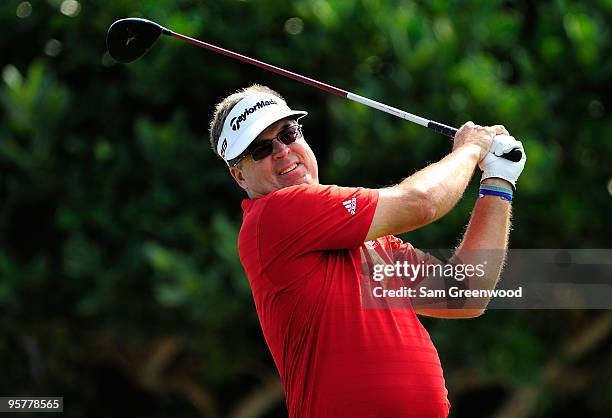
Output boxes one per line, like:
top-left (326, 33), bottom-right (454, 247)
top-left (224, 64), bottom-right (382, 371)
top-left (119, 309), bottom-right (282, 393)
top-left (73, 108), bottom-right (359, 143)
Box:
top-left (106, 18), bottom-right (168, 63)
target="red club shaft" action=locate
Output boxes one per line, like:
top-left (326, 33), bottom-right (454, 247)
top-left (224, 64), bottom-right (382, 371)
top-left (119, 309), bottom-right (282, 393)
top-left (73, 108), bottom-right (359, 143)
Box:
top-left (168, 31), bottom-right (348, 97)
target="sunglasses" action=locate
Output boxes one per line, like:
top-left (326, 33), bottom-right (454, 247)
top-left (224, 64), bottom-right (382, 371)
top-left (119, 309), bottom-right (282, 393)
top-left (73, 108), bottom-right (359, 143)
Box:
top-left (231, 123), bottom-right (303, 167)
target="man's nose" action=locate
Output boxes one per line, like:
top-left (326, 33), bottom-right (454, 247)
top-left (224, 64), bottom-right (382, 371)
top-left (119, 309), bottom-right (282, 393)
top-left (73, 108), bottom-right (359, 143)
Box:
top-left (272, 139), bottom-right (291, 160)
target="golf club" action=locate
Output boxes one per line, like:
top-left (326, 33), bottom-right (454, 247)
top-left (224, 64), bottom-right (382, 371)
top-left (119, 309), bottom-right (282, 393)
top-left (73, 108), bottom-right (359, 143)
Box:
top-left (106, 18), bottom-right (522, 162)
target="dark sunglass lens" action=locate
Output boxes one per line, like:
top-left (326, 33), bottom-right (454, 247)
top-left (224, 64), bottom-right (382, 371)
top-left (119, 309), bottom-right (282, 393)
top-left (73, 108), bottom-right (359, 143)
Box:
top-left (280, 125), bottom-right (301, 144)
top-left (248, 125), bottom-right (302, 162)
top-left (251, 142), bottom-right (274, 161)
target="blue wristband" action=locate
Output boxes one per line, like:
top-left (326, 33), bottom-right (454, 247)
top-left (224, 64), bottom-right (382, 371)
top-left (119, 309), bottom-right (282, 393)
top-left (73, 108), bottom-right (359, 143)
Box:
top-left (479, 184), bottom-right (513, 195)
top-left (479, 189), bottom-right (513, 201)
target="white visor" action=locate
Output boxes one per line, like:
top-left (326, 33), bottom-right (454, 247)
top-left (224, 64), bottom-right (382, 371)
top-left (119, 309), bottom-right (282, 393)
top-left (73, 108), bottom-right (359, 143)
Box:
top-left (217, 92), bottom-right (307, 165)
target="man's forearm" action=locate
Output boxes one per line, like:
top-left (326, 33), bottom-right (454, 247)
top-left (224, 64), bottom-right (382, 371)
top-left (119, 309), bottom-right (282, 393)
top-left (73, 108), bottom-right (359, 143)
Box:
top-left (398, 144), bottom-right (481, 220)
top-left (453, 178), bottom-right (512, 306)
top-left (368, 143), bottom-right (483, 240)
top-left (457, 179), bottom-right (512, 251)
top-left (367, 122), bottom-right (497, 240)
top-left (415, 185), bottom-right (512, 318)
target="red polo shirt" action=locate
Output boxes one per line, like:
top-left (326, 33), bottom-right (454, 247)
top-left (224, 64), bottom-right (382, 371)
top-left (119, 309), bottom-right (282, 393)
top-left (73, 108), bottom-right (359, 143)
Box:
top-left (239, 183), bottom-right (450, 418)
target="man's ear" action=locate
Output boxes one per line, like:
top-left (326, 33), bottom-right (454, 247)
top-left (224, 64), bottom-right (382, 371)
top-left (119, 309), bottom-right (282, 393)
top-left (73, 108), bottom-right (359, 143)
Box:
top-left (229, 166), bottom-right (249, 191)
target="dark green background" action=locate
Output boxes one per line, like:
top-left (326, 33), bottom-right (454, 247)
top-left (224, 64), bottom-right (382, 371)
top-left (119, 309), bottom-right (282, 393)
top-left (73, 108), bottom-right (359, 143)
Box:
top-left (1, 1), bottom-right (610, 417)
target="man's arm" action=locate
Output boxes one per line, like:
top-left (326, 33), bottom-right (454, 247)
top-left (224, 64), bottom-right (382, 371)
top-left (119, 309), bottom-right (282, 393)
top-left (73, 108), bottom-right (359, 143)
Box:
top-left (366, 122), bottom-right (495, 241)
top-left (414, 177), bottom-right (512, 318)
top-left (415, 134), bottom-right (527, 318)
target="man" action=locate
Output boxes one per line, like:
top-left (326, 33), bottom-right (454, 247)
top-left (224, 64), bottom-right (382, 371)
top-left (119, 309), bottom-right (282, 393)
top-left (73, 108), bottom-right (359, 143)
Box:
top-left (208, 84), bottom-right (526, 417)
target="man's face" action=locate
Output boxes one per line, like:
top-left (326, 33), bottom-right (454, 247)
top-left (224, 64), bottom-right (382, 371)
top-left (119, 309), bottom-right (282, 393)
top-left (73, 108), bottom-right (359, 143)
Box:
top-left (229, 117), bottom-right (319, 198)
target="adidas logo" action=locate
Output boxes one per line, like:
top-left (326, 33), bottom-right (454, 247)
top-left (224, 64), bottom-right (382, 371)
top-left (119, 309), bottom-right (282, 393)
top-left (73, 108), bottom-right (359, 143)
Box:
top-left (342, 198), bottom-right (357, 215)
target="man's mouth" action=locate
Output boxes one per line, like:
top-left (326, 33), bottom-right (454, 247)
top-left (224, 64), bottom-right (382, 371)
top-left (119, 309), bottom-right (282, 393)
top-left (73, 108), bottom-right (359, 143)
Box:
top-left (278, 162), bottom-right (299, 175)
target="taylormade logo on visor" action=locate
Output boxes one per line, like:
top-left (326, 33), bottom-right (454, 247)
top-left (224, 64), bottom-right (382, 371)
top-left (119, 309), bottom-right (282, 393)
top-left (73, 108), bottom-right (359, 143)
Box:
top-left (230, 99), bottom-right (278, 131)
top-left (217, 92), bottom-right (307, 165)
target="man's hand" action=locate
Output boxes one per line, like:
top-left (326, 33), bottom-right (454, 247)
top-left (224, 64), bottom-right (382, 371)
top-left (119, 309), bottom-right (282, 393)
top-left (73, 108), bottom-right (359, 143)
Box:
top-left (367, 122), bottom-right (510, 241)
top-left (479, 135), bottom-right (527, 189)
top-left (453, 122), bottom-right (508, 161)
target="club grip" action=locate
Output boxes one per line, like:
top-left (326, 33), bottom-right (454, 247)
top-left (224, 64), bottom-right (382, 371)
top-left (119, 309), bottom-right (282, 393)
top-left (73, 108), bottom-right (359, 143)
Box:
top-left (427, 121), bottom-right (523, 162)
top-left (428, 121), bottom-right (457, 138)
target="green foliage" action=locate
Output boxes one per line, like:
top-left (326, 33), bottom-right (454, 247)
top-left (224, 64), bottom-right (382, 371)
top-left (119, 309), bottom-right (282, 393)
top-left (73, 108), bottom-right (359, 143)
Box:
top-left (0, 1), bottom-right (610, 417)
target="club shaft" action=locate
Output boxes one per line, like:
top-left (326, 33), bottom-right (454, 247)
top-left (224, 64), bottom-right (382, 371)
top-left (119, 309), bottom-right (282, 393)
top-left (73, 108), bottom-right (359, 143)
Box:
top-left (169, 31), bottom-right (347, 97)
top-left (168, 30), bottom-right (458, 138)
top-left (167, 29), bottom-right (519, 160)
top-left (168, 29), bottom-right (524, 161)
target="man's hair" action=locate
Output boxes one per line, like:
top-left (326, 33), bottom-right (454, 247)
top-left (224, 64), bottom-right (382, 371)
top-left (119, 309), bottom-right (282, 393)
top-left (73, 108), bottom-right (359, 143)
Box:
top-left (208, 84), bottom-right (285, 158)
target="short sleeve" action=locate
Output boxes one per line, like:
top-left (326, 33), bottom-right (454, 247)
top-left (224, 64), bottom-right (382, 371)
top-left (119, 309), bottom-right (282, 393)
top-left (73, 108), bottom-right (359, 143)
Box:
top-left (259, 183), bottom-right (378, 257)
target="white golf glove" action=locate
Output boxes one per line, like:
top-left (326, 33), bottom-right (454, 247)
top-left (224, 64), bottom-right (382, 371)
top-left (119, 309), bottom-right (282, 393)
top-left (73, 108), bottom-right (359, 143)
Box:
top-left (479, 135), bottom-right (527, 189)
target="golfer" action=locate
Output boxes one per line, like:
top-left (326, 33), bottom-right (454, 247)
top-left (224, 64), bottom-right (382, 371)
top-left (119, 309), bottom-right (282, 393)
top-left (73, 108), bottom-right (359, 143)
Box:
top-left (209, 85), bottom-right (526, 418)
